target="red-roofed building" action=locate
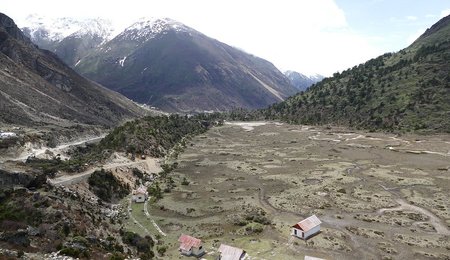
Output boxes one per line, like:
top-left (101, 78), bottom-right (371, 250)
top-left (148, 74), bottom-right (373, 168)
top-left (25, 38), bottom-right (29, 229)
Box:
top-left (178, 234), bottom-right (205, 257)
top-left (292, 215), bottom-right (321, 239)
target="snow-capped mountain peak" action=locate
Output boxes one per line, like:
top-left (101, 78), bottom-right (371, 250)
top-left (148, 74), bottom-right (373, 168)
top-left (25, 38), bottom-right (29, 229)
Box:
top-left (21, 14), bottom-right (116, 43)
top-left (309, 73), bottom-right (325, 81)
top-left (119, 17), bottom-right (192, 41)
top-left (284, 70), bottom-right (324, 91)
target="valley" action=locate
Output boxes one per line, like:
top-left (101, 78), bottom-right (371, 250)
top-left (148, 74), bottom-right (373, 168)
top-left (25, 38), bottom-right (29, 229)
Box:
top-left (0, 5), bottom-right (449, 260)
top-left (135, 122), bottom-right (450, 259)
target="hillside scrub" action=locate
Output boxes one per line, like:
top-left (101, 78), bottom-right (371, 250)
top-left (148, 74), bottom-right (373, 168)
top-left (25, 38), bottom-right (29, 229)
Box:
top-left (97, 114), bottom-right (221, 157)
top-left (88, 169), bottom-right (130, 203)
top-left (261, 38), bottom-right (450, 133)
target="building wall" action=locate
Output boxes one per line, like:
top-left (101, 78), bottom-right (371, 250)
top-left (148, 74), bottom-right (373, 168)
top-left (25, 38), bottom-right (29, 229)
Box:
top-left (192, 246), bottom-right (204, 256)
top-left (292, 228), bottom-right (304, 238)
top-left (292, 225), bottom-right (320, 239)
top-left (180, 248), bottom-right (192, 256)
top-left (133, 194), bottom-right (146, 203)
top-left (304, 225), bottom-right (321, 239)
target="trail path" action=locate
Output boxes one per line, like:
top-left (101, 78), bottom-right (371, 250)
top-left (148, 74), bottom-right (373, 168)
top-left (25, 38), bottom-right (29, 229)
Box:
top-left (378, 198), bottom-right (450, 235)
top-left (128, 197), bottom-right (157, 242)
top-left (49, 156), bottom-right (160, 186)
top-left (144, 200), bottom-right (167, 236)
top-left (14, 135), bottom-right (106, 162)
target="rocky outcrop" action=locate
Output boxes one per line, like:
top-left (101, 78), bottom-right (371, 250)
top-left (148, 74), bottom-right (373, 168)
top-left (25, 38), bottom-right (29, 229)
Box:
top-left (0, 170), bottom-right (35, 189)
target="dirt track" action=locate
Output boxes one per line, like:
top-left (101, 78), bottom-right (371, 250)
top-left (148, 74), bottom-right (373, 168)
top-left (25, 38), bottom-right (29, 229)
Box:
top-left (49, 155), bottom-right (160, 186)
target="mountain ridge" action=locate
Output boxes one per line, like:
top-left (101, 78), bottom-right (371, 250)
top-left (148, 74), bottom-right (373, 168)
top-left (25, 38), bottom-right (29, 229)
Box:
top-left (0, 12), bottom-right (145, 128)
top-left (20, 15), bottom-right (116, 67)
top-left (23, 16), bottom-right (298, 112)
top-left (284, 70), bottom-right (324, 91)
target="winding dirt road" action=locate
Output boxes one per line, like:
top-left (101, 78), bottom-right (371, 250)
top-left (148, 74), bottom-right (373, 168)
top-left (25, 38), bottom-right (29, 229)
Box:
top-left (49, 156), bottom-right (160, 186)
top-left (378, 198), bottom-right (450, 235)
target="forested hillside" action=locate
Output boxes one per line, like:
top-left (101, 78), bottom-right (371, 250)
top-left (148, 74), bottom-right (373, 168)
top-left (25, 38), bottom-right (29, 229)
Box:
top-left (262, 15), bottom-right (450, 133)
top-left (97, 114), bottom-right (220, 157)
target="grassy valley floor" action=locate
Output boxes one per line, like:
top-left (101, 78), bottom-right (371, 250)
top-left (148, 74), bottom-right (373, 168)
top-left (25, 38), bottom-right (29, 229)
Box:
top-left (126, 122), bottom-right (450, 259)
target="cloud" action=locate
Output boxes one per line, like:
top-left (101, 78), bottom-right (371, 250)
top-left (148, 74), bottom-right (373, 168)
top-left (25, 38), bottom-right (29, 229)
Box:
top-left (406, 16), bottom-right (418, 21)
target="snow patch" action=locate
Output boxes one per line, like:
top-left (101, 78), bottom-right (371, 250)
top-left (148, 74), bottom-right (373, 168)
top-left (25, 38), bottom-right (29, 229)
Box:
top-left (118, 17), bottom-right (192, 42)
top-left (118, 56), bottom-right (127, 67)
top-left (20, 14), bottom-right (118, 43)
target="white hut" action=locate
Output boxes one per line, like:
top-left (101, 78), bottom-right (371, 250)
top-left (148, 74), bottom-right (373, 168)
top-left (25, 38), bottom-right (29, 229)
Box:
top-left (292, 215), bottom-right (321, 239)
top-left (132, 186), bottom-right (148, 203)
top-left (178, 234), bottom-right (205, 257)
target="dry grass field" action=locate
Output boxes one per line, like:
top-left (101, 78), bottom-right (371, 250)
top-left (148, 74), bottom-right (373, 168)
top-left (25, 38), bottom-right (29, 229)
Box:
top-left (141, 122), bottom-right (450, 259)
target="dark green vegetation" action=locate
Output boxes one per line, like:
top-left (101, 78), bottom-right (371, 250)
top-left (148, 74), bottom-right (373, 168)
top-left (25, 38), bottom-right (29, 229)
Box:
top-left (88, 169), bottom-right (130, 203)
top-left (120, 231), bottom-right (155, 259)
top-left (147, 182), bottom-right (163, 200)
top-left (0, 190), bottom-right (42, 227)
top-left (75, 19), bottom-right (296, 112)
top-left (262, 15), bottom-right (450, 133)
top-left (97, 114), bottom-right (218, 157)
top-left (24, 156), bottom-right (85, 175)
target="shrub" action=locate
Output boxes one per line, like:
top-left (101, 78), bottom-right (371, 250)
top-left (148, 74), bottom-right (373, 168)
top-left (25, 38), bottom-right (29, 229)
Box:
top-left (147, 183), bottom-right (162, 200)
top-left (181, 177), bottom-right (190, 186)
top-left (59, 247), bottom-right (82, 258)
top-left (157, 245), bottom-right (168, 256)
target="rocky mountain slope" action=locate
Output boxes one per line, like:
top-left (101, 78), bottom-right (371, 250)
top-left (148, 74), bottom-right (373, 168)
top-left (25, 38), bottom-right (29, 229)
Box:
top-left (73, 18), bottom-right (297, 112)
top-left (21, 15), bottom-right (115, 67)
top-left (0, 114), bottom-right (220, 258)
top-left (0, 13), bottom-right (145, 128)
top-left (263, 15), bottom-right (450, 133)
top-left (284, 70), bottom-right (324, 91)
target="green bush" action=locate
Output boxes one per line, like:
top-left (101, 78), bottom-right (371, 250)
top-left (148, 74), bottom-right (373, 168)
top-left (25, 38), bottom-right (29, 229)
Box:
top-left (147, 182), bottom-right (162, 200)
top-left (181, 177), bottom-right (190, 186)
top-left (60, 247), bottom-right (82, 258)
top-left (157, 245), bottom-right (168, 256)
top-left (97, 115), bottom-right (216, 157)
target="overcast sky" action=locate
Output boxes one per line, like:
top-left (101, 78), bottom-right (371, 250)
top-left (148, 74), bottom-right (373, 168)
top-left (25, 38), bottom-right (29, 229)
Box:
top-left (2, 0), bottom-right (450, 76)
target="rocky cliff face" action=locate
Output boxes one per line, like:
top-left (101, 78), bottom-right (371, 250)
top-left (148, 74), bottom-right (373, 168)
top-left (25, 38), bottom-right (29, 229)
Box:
top-left (0, 13), bottom-right (145, 128)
